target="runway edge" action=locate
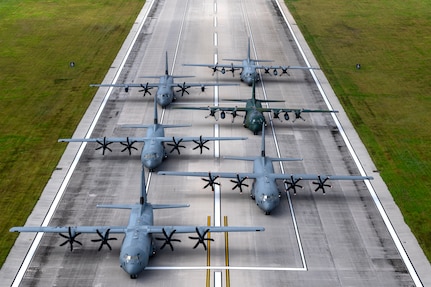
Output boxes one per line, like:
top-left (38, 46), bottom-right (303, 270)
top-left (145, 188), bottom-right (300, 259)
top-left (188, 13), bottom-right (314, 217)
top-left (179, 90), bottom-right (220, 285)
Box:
top-left (0, 1), bottom-right (155, 286)
top-left (275, 0), bottom-right (431, 286)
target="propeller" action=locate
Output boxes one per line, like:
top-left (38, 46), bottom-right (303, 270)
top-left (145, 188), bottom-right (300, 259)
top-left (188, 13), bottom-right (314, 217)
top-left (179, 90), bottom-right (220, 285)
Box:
top-left (211, 63), bottom-right (220, 76)
top-left (263, 67), bottom-right (271, 75)
top-left (228, 63), bottom-right (236, 77)
top-left (138, 83), bottom-right (153, 97)
top-left (120, 137), bottom-right (138, 155)
top-left (228, 107), bottom-right (243, 123)
top-left (293, 110), bottom-right (305, 122)
top-left (280, 66), bottom-right (290, 76)
top-left (193, 135), bottom-right (210, 154)
top-left (59, 227), bottom-right (82, 251)
top-left (284, 175), bottom-right (303, 195)
top-left (155, 228), bottom-right (181, 251)
top-left (167, 137), bottom-right (186, 154)
top-left (176, 82), bottom-right (191, 97)
top-left (95, 137), bottom-right (113, 155)
top-left (205, 107), bottom-right (218, 120)
top-left (312, 175), bottom-right (332, 194)
top-left (91, 229), bottom-right (117, 251)
top-left (189, 227), bottom-right (214, 250)
top-left (273, 110), bottom-right (283, 122)
top-left (230, 174), bottom-right (249, 193)
top-left (201, 172), bottom-right (220, 191)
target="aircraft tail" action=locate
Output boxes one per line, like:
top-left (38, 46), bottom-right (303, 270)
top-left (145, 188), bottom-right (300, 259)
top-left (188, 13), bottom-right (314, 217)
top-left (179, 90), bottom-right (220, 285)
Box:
top-left (165, 51), bottom-right (169, 75)
top-left (224, 124), bottom-right (301, 162)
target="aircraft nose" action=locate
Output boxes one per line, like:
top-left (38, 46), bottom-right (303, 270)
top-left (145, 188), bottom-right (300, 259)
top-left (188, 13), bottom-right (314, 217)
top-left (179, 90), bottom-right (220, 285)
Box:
top-left (259, 195), bottom-right (279, 214)
top-left (122, 262), bottom-right (144, 278)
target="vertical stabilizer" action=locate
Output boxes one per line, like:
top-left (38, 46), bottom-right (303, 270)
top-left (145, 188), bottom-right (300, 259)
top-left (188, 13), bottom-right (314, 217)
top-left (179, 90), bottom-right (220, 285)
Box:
top-left (153, 95), bottom-right (158, 125)
top-left (261, 123), bottom-right (265, 157)
top-left (251, 80), bottom-right (256, 104)
top-left (165, 51), bottom-right (169, 75)
top-left (247, 37), bottom-right (251, 61)
top-left (140, 169), bottom-right (147, 205)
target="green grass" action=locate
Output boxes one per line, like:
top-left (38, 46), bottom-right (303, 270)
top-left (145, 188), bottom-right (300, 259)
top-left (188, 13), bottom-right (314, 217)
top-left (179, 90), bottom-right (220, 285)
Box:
top-left (286, 0), bottom-right (431, 260)
top-left (0, 0), bottom-right (144, 266)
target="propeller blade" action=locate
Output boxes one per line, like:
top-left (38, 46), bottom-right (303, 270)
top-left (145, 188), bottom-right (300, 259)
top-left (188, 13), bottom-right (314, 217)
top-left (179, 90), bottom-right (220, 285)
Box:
top-left (312, 175), bottom-right (332, 194)
top-left (95, 137), bottom-right (113, 155)
top-left (120, 137), bottom-right (138, 155)
top-left (59, 227), bottom-right (82, 252)
top-left (293, 110), bottom-right (305, 122)
top-left (284, 175), bottom-right (303, 195)
top-left (192, 135), bottom-right (210, 154)
top-left (138, 83), bottom-right (153, 96)
top-left (155, 228), bottom-right (181, 251)
top-left (176, 82), bottom-right (191, 97)
top-left (201, 172), bottom-right (220, 191)
top-left (167, 137), bottom-right (186, 154)
top-left (188, 227), bottom-right (214, 251)
top-left (91, 229), bottom-right (117, 251)
top-left (230, 174), bottom-right (249, 193)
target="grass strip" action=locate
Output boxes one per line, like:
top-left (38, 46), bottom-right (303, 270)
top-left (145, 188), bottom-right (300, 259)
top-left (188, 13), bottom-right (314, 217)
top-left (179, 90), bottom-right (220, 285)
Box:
top-left (286, 0), bottom-right (431, 261)
top-left (0, 0), bottom-right (144, 266)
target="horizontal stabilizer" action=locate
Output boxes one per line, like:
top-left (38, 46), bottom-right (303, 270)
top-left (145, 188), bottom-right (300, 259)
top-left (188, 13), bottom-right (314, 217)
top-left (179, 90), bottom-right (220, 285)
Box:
top-left (121, 124), bottom-right (192, 129)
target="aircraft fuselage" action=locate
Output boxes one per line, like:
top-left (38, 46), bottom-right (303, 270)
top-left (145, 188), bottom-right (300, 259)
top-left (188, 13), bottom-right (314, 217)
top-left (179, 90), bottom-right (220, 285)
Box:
top-left (141, 125), bottom-right (166, 170)
top-left (156, 76), bottom-right (175, 107)
top-left (119, 205), bottom-right (155, 278)
top-left (240, 59), bottom-right (258, 86)
top-left (244, 99), bottom-right (265, 134)
top-left (250, 157), bottom-right (280, 214)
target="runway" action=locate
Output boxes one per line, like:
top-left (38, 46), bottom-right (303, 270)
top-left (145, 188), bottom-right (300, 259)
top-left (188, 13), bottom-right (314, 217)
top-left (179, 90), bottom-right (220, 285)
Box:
top-left (2, 0), bottom-right (430, 286)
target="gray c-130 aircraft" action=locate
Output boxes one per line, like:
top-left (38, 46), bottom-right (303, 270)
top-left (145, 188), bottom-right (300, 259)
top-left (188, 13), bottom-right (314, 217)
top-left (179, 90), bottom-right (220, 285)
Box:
top-left (10, 170), bottom-right (264, 279)
top-left (159, 125), bottom-right (373, 215)
top-left (91, 51), bottom-right (237, 107)
top-left (173, 81), bottom-right (338, 135)
top-left (183, 38), bottom-right (319, 86)
top-left (59, 97), bottom-right (247, 171)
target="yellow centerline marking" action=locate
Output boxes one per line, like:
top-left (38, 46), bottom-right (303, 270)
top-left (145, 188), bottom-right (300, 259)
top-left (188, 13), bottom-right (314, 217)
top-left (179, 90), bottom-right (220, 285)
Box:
top-left (206, 216), bottom-right (211, 287)
top-left (224, 216), bottom-right (231, 287)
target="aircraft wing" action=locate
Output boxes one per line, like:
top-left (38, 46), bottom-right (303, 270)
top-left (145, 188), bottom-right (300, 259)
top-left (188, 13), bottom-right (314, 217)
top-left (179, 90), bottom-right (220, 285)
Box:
top-left (270, 173), bottom-right (373, 181)
top-left (10, 226), bottom-right (127, 234)
top-left (173, 106), bottom-right (248, 112)
top-left (256, 65), bottom-right (319, 70)
top-left (183, 63), bottom-right (244, 69)
top-left (259, 108), bottom-right (337, 114)
top-left (90, 83), bottom-right (159, 89)
top-left (158, 171), bottom-right (258, 179)
top-left (147, 225), bottom-right (264, 234)
top-left (58, 137), bottom-right (150, 144)
top-left (166, 82), bottom-right (238, 88)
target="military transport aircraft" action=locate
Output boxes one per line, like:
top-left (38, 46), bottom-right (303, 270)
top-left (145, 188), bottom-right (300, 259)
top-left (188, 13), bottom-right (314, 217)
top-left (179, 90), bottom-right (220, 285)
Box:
top-left (59, 97), bottom-right (247, 171)
top-left (183, 38), bottom-right (319, 86)
top-left (10, 170), bottom-right (264, 279)
top-left (173, 81), bottom-right (338, 135)
top-left (91, 52), bottom-right (236, 107)
top-left (159, 125), bottom-right (373, 215)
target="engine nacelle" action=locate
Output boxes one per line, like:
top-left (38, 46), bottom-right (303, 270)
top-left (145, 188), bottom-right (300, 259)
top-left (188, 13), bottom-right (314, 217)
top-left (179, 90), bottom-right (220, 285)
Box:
top-left (273, 69), bottom-right (278, 76)
top-left (220, 111), bottom-right (226, 119)
top-left (221, 68), bottom-right (226, 74)
top-left (284, 113), bottom-right (289, 121)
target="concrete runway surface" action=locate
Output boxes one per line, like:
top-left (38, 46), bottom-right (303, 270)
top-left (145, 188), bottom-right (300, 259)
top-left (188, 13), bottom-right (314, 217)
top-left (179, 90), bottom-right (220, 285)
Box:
top-left (2, 0), bottom-right (430, 286)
